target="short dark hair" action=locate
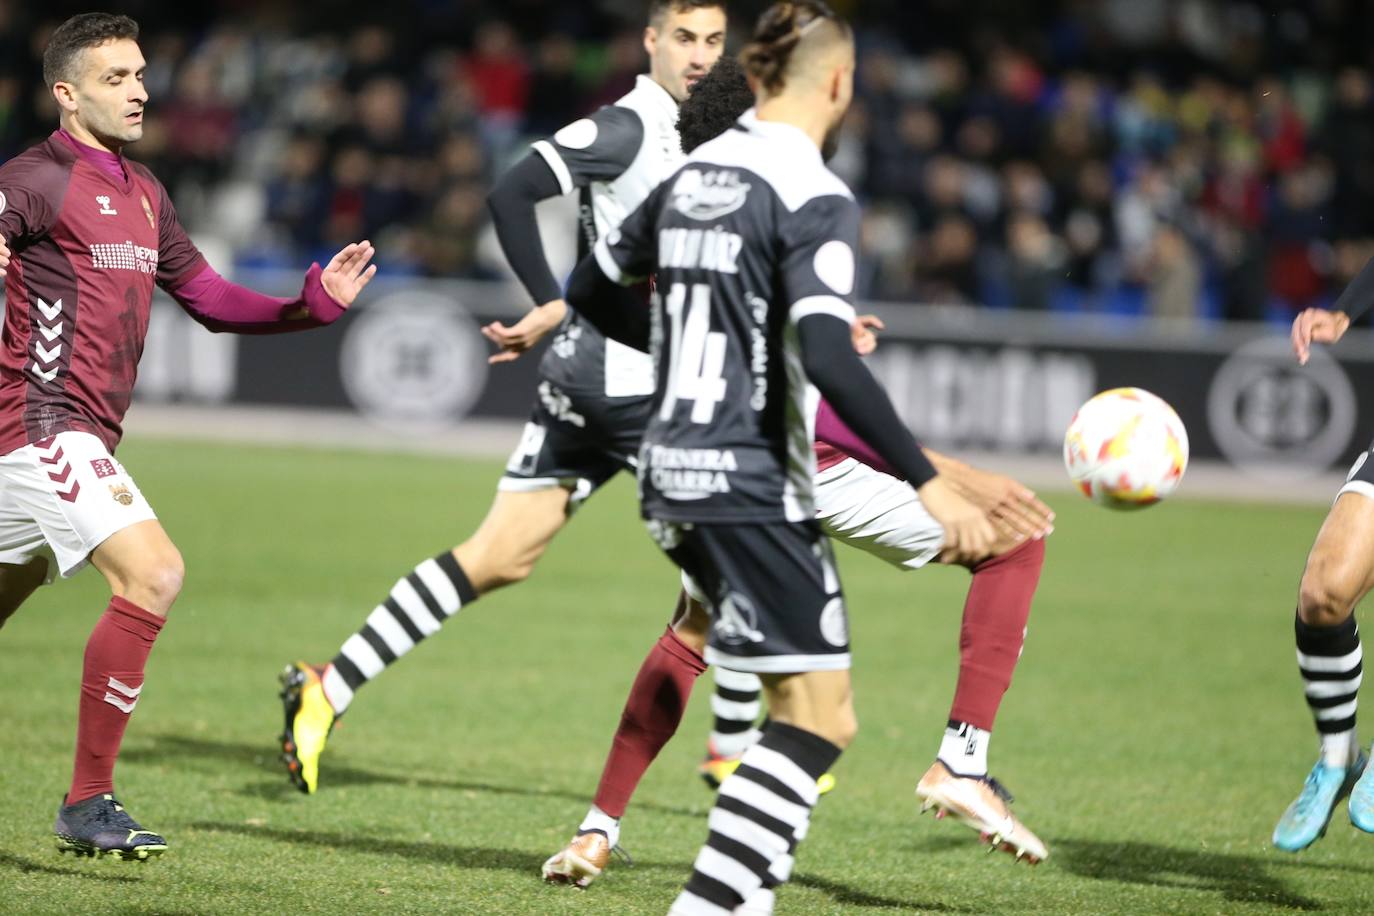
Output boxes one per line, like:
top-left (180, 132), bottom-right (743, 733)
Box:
top-left (649, 0), bottom-right (726, 28)
top-left (43, 13), bottom-right (140, 89)
top-left (678, 56), bottom-right (754, 153)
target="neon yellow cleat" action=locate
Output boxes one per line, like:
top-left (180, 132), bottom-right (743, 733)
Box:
top-left (278, 662), bottom-right (337, 794)
top-left (700, 741), bottom-right (836, 794)
top-left (698, 740), bottom-right (742, 789)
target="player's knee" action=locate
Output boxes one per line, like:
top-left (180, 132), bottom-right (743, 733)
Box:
top-left (132, 551), bottom-right (185, 611)
top-left (1298, 563), bottom-right (1359, 627)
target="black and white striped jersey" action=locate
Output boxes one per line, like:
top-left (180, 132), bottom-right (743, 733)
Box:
top-left (530, 75), bottom-right (684, 399)
top-left (594, 110), bottom-right (860, 524)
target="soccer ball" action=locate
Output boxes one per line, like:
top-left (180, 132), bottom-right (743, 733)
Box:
top-left (1063, 387), bottom-right (1189, 509)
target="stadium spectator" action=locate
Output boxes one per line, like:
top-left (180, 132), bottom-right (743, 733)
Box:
top-left (5, 0), bottom-right (1374, 321)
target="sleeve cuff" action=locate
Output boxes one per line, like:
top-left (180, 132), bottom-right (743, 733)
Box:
top-left (790, 295), bottom-right (856, 325)
top-left (531, 141), bottom-right (574, 196)
top-left (302, 262), bottom-right (345, 323)
top-left (593, 235), bottom-right (644, 287)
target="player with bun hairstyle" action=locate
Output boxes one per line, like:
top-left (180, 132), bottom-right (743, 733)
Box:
top-left (542, 51), bottom-right (1051, 892)
top-left (561, 2), bottom-right (1012, 910)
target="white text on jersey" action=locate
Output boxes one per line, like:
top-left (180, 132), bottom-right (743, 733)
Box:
top-left (659, 226), bottom-right (743, 274)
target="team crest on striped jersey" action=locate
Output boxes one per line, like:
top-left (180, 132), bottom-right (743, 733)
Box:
top-left (671, 169), bottom-right (751, 221)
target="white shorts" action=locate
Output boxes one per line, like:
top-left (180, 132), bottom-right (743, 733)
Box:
top-left (813, 457), bottom-right (944, 570)
top-left (0, 431), bottom-right (157, 582)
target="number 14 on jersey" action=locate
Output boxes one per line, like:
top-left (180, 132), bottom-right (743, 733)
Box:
top-left (659, 282), bottom-right (728, 424)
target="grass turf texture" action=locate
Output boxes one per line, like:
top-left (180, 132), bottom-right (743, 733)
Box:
top-left (2, 438), bottom-right (1371, 914)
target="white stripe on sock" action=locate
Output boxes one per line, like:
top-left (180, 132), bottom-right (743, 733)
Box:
top-left (693, 846), bottom-right (764, 902)
top-left (711, 728), bottom-right (761, 759)
top-left (322, 664), bottom-right (353, 714)
top-left (414, 558), bottom-right (462, 616)
top-left (710, 696), bottom-right (761, 720)
top-left (1297, 645), bottom-right (1363, 673)
top-left (1316, 699), bottom-right (1360, 721)
top-left (706, 807), bottom-right (792, 860)
top-left (390, 578), bottom-right (442, 635)
top-left (715, 668), bottom-right (763, 692)
top-left (102, 693), bottom-right (136, 713)
top-left (768, 852), bottom-right (795, 883)
top-left (340, 632), bottom-right (386, 678)
top-left (719, 774), bottom-right (811, 832)
top-left (742, 745), bottom-right (820, 806)
top-left (366, 604), bottom-right (416, 656)
top-left (106, 676), bottom-right (141, 698)
top-left (1305, 674), bottom-right (1364, 699)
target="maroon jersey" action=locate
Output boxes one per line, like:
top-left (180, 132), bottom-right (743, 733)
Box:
top-left (0, 131), bottom-right (205, 454)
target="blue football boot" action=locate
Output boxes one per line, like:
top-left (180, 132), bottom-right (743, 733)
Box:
top-left (1348, 749), bottom-right (1374, 833)
top-left (1273, 752), bottom-right (1367, 852)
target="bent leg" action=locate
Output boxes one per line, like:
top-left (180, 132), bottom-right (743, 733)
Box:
top-left (544, 587), bottom-right (709, 887)
top-left (1292, 493), bottom-right (1374, 766)
top-left (64, 520), bottom-right (182, 806)
top-left (1299, 493), bottom-right (1374, 628)
top-left (453, 486), bottom-right (572, 593)
top-left (322, 487), bottom-right (569, 714)
top-left (90, 519), bottom-right (184, 617)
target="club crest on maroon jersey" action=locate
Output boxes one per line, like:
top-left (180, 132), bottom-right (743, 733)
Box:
top-left (140, 195), bottom-right (154, 229)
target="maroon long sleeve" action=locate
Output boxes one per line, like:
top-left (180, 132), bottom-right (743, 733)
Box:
top-left (166, 262), bottom-right (344, 334)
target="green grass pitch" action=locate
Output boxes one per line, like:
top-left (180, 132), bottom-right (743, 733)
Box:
top-left (2, 438), bottom-right (1372, 914)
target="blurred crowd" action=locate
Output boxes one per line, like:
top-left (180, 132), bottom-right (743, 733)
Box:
top-left (5, 0), bottom-right (1374, 322)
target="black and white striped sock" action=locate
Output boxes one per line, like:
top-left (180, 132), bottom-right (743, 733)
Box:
top-left (1295, 612), bottom-right (1363, 767)
top-left (710, 668), bottom-right (763, 757)
top-left (670, 721), bottom-right (841, 915)
top-left (322, 552), bottom-right (476, 714)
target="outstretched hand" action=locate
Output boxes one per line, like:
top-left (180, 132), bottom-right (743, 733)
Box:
top-left (1291, 308), bottom-right (1350, 366)
top-left (482, 300), bottom-right (568, 364)
top-left (320, 241), bottom-right (378, 309)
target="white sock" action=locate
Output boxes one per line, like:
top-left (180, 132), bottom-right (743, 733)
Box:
top-left (321, 664), bottom-right (351, 715)
top-left (714, 726), bottom-right (762, 759)
top-left (938, 721), bottom-right (990, 777)
top-left (577, 804), bottom-right (619, 848)
top-left (1321, 729), bottom-right (1358, 768)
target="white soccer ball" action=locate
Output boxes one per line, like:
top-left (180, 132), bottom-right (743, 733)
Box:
top-left (1063, 387), bottom-right (1189, 509)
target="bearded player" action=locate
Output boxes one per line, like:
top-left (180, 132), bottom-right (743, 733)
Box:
top-left (278, 0), bottom-right (727, 795)
top-left (539, 51), bottom-right (1052, 890)
top-left (0, 13), bottom-right (375, 860)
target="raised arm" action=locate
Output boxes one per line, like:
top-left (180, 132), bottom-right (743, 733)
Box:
top-left (164, 242), bottom-right (375, 335)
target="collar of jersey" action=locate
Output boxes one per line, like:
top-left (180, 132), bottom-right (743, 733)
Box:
top-left (636, 74), bottom-right (681, 120)
top-left (736, 109), bottom-right (821, 162)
